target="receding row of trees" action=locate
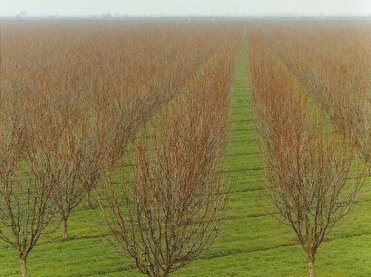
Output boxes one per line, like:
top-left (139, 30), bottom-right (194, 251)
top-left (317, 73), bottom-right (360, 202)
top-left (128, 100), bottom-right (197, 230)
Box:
top-left (253, 22), bottom-right (371, 165)
top-left (99, 52), bottom-right (235, 276)
top-left (249, 26), bottom-right (369, 277)
top-left (0, 21), bottom-right (242, 277)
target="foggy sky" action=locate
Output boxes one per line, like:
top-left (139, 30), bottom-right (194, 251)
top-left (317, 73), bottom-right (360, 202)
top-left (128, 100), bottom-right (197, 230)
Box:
top-left (1, 0), bottom-right (371, 16)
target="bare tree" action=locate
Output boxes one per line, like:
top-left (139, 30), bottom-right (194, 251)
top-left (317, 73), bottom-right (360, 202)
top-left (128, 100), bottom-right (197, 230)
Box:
top-left (25, 93), bottom-right (87, 240)
top-left (0, 96), bottom-right (57, 277)
top-left (266, 128), bottom-right (366, 276)
top-left (249, 32), bottom-right (367, 277)
top-left (99, 82), bottom-right (229, 276)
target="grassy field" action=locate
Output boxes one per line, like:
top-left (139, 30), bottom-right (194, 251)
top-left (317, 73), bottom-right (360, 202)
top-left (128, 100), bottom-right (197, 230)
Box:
top-left (0, 36), bottom-right (370, 277)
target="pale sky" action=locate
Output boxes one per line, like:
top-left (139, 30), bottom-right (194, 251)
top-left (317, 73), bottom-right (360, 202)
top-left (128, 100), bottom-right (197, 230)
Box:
top-left (1, 0), bottom-right (370, 16)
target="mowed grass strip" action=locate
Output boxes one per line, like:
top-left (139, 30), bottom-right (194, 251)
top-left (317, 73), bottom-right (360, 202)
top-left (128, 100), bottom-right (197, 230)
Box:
top-left (0, 34), bottom-right (370, 277)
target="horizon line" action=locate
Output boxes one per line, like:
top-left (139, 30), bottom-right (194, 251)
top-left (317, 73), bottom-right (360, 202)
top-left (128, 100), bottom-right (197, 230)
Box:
top-left (1, 13), bottom-right (371, 18)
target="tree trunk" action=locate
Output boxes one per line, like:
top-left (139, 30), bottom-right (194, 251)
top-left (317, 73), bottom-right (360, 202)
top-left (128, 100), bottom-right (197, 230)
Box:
top-left (19, 255), bottom-right (28, 277)
top-left (87, 190), bottom-right (94, 208)
top-left (62, 217), bottom-right (69, 240)
top-left (307, 258), bottom-right (315, 277)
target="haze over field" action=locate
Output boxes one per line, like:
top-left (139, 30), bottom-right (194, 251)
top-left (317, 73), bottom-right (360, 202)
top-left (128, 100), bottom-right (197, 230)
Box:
top-left (1, 0), bottom-right (371, 16)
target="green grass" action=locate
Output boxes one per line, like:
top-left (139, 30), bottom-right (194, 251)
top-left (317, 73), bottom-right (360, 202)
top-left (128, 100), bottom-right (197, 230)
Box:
top-left (0, 36), bottom-right (370, 277)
